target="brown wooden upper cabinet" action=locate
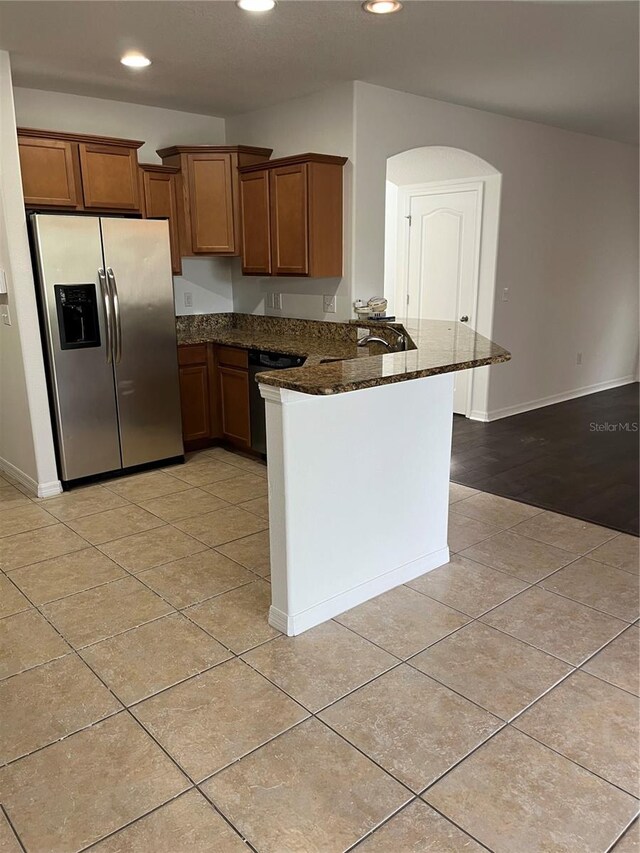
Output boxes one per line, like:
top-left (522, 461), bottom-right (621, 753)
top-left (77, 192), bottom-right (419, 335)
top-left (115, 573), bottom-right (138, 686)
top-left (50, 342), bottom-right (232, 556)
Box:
top-left (239, 153), bottom-right (347, 278)
top-left (157, 145), bottom-right (272, 258)
top-left (17, 136), bottom-right (81, 208)
top-left (139, 163), bottom-right (182, 275)
top-left (238, 169), bottom-right (271, 275)
top-left (18, 128), bottom-right (143, 212)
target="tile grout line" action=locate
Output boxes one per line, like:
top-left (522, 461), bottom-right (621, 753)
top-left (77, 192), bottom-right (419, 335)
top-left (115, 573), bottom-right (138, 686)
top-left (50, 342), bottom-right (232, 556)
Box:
top-left (0, 804), bottom-right (27, 853)
top-left (340, 798), bottom-right (421, 853)
top-left (450, 498), bottom-right (623, 548)
top-left (230, 647), bottom-right (527, 843)
top-left (2, 515), bottom-right (308, 853)
top-left (1, 560), bottom-right (273, 689)
top-left (503, 722), bottom-right (640, 802)
top-left (402, 643), bottom-right (577, 725)
top-left (403, 571), bottom-right (535, 618)
top-left (471, 608), bottom-right (633, 668)
top-left (3, 520), bottom-right (631, 786)
top-left (76, 788), bottom-right (198, 853)
top-left (2, 500), bottom-right (271, 633)
top-left (461, 577), bottom-right (636, 654)
top-left (52, 612), bottom-right (262, 853)
top-left (605, 817), bottom-right (640, 853)
top-left (3, 461), bottom-right (636, 851)
top-left (530, 575), bottom-right (638, 624)
top-left (352, 795), bottom-right (499, 853)
top-left (120, 701), bottom-right (263, 853)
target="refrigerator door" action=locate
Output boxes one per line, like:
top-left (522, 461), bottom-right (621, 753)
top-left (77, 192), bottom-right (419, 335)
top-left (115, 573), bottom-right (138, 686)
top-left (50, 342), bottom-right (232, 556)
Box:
top-left (31, 214), bottom-right (122, 480)
top-left (100, 217), bottom-right (183, 468)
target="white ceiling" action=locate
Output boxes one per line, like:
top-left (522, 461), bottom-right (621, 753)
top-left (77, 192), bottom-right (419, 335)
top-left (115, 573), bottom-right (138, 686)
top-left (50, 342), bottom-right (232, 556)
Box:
top-left (0, 1), bottom-right (637, 144)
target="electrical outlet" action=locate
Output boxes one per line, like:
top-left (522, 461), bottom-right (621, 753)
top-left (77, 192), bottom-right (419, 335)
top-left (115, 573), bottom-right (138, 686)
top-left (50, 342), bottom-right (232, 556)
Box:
top-left (183, 291), bottom-right (193, 308)
top-left (323, 294), bottom-right (337, 314)
top-left (576, 351), bottom-right (583, 366)
top-left (272, 293), bottom-right (282, 311)
top-left (502, 287), bottom-right (509, 302)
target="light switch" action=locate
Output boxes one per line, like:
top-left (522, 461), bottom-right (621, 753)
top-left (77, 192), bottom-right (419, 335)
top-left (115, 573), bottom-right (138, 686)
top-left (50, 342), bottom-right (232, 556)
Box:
top-left (1, 305), bottom-right (11, 326)
top-left (0, 269), bottom-right (7, 295)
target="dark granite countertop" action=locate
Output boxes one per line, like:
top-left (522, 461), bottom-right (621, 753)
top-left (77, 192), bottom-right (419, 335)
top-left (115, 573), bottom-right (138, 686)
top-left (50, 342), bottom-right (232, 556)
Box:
top-left (176, 313), bottom-right (390, 363)
top-left (176, 313), bottom-right (510, 395)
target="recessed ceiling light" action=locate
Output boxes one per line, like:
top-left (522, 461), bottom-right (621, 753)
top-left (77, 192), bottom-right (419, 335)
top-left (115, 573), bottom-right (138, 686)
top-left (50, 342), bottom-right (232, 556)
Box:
top-left (236, 0), bottom-right (276, 11)
top-left (362, 0), bottom-right (403, 13)
top-left (120, 52), bottom-right (152, 68)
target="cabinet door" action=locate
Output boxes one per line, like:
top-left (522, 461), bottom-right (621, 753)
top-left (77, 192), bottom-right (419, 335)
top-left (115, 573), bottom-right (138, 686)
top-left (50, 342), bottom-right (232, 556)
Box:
top-left (240, 170), bottom-right (271, 275)
top-left (142, 170), bottom-right (182, 274)
top-left (18, 137), bottom-right (80, 208)
top-left (219, 366), bottom-right (251, 448)
top-left (187, 154), bottom-right (235, 254)
top-left (270, 163), bottom-right (308, 276)
top-left (79, 143), bottom-right (140, 210)
top-left (178, 364), bottom-right (211, 442)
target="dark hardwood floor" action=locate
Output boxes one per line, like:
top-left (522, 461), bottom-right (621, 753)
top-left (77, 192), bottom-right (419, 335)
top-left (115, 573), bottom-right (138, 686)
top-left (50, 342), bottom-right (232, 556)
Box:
top-left (451, 383), bottom-right (639, 536)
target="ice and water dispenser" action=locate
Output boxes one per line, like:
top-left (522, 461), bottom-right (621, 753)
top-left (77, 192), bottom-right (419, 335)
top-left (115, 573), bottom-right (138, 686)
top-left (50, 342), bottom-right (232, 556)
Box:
top-left (54, 284), bottom-right (101, 350)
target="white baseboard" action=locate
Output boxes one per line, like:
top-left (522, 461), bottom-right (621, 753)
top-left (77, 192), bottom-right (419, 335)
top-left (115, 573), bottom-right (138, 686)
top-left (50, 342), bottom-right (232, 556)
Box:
top-left (0, 457), bottom-right (62, 498)
top-left (479, 375), bottom-right (636, 422)
top-left (269, 545), bottom-right (450, 636)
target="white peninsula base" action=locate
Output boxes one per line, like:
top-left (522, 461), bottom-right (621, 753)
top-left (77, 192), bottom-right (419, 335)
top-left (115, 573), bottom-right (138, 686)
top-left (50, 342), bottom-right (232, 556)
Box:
top-left (261, 371), bottom-right (455, 636)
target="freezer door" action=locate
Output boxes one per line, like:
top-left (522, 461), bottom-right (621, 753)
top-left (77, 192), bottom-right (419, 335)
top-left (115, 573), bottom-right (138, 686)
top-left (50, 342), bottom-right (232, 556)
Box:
top-left (31, 214), bottom-right (122, 481)
top-left (100, 217), bottom-right (183, 468)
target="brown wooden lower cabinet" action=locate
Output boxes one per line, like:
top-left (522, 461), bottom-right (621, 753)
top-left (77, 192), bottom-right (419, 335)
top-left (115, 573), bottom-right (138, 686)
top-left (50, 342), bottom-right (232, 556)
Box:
top-left (177, 343), bottom-right (251, 451)
top-left (179, 364), bottom-right (210, 442)
top-left (177, 345), bottom-right (212, 446)
top-left (219, 365), bottom-right (251, 450)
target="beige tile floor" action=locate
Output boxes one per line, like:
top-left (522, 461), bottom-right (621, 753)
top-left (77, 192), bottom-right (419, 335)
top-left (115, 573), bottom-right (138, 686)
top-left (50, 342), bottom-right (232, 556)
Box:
top-left (0, 450), bottom-right (638, 853)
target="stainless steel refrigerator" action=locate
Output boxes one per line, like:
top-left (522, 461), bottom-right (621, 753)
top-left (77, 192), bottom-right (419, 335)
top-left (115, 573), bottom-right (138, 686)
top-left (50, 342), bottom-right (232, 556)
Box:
top-left (31, 213), bottom-right (184, 483)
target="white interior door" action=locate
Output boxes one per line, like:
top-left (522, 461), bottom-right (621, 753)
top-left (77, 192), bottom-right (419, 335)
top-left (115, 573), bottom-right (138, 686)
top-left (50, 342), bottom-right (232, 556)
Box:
top-left (405, 185), bottom-right (482, 415)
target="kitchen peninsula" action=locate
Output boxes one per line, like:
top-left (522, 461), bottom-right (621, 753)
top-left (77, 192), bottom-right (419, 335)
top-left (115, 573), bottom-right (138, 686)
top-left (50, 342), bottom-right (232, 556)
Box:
top-left (177, 314), bottom-right (510, 635)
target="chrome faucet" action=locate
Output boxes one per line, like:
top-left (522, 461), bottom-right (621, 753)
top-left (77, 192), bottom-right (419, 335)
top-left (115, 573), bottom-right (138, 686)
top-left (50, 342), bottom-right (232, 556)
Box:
top-left (358, 330), bottom-right (407, 352)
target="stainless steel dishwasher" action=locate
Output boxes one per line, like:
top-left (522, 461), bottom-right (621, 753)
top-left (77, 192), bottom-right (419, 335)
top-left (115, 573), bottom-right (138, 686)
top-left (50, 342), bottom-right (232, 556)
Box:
top-left (248, 350), bottom-right (306, 455)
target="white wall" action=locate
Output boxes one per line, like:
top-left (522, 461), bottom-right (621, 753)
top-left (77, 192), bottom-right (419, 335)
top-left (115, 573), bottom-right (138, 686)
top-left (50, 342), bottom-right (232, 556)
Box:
top-left (225, 83), bottom-right (355, 321)
top-left (0, 54), bottom-right (60, 494)
top-left (353, 82), bottom-right (639, 417)
top-left (13, 87), bottom-right (233, 316)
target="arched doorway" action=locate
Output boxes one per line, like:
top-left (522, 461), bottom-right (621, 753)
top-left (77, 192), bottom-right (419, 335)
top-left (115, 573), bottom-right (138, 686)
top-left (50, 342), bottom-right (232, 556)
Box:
top-left (384, 146), bottom-right (502, 418)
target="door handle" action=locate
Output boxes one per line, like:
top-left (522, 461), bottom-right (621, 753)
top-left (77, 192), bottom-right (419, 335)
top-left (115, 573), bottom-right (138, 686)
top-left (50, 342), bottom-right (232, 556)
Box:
top-left (98, 269), bottom-right (113, 365)
top-left (460, 315), bottom-right (469, 323)
top-left (106, 268), bottom-right (122, 364)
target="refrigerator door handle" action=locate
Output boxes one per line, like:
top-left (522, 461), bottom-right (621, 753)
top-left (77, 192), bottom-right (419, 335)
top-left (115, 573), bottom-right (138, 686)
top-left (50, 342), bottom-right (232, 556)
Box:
top-left (98, 268), bottom-right (113, 365)
top-left (106, 267), bottom-right (122, 364)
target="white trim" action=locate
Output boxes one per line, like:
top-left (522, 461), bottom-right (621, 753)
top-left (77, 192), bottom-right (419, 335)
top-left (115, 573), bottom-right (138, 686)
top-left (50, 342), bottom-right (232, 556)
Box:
top-left (269, 545), bottom-right (450, 636)
top-left (0, 456), bottom-right (62, 497)
top-left (477, 375), bottom-right (636, 422)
